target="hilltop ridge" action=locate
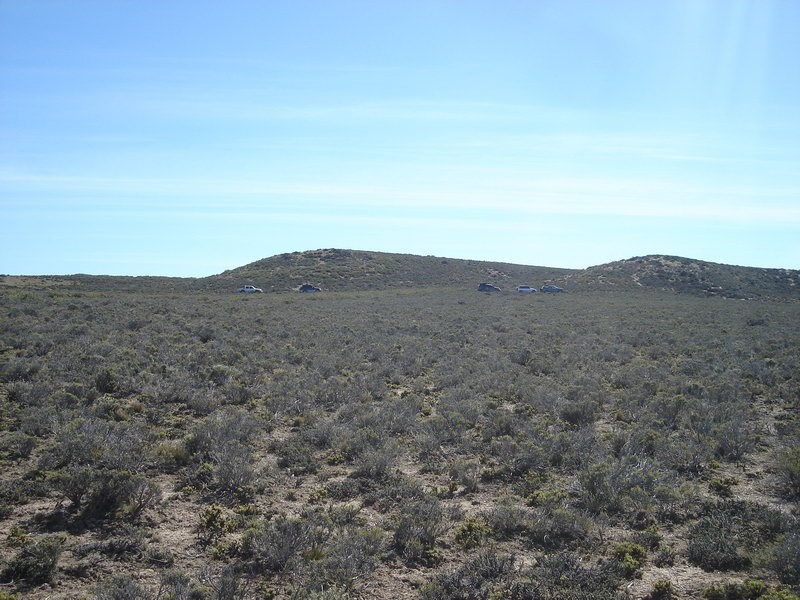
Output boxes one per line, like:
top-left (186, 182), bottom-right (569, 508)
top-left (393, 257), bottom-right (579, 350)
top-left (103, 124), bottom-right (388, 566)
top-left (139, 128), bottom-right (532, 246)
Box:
top-left (567, 254), bottom-right (800, 299)
top-left (2, 250), bottom-right (799, 300)
top-left (198, 248), bottom-right (574, 293)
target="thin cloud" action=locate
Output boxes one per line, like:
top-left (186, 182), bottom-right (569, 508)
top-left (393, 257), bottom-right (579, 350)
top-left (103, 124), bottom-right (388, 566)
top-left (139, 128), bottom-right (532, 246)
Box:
top-left (5, 176), bottom-right (798, 225)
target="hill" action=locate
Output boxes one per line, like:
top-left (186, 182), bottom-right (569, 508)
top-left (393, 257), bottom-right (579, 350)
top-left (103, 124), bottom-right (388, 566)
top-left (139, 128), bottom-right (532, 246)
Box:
top-left (196, 248), bottom-right (575, 292)
top-left (2, 251), bottom-right (799, 300)
top-left (564, 255), bottom-right (800, 300)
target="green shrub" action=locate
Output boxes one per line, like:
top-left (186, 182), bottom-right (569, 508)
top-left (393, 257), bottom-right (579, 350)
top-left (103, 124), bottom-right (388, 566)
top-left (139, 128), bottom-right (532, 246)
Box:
top-left (611, 542), bottom-right (647, 578)
top-left (649, 579), bottom-right (677, 600)
top-left (303, 527), bottom-right (384, 591)
top-left (484, 499), bottom-right (529, 540)
top-left (94, 369), bottom-right (118, 394)
top-left (197, 504), bottom-right (229, 544)
top-left (5, 524), bottom-right (31, 548)
top-left (453, 515), bottom-right (490, 549)
top-left (653, 544), bottom-right (676, 567)
top-left (526, 506), bottom-right (590, 550)
top-left (702, 579), bottom-right (799, 600)
top-left (710, 477), bottom-right (739, 498)
top-left (274, 439), bottom-right (318, 475)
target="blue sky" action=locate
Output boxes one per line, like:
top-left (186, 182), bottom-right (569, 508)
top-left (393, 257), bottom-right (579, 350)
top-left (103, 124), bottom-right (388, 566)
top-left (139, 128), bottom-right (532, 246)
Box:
top-left (2, 0), bottom-right (799, 276)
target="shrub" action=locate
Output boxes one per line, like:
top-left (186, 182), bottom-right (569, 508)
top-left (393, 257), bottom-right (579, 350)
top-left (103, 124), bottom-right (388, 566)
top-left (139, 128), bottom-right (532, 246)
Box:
top-left (421, 550), bottom-right (515, 600)
top-left (484, 499), bottom-right (530, 540)
top-left (392, 497), bottom-right (447, 565)
top-left (526, 505), bottom-right (590, 550)
top-left (611, 542), bottom-right (647, 578)
top-left (119, 477), bottom-right (162, 520)
top-left (578, 458), bottom-right (665, 516)
top-left (688, 500), bottom-right (789, 573)
top-left (56, 469), bottom-right (160, 520)
top-left (94, 575), bottom-right (149, 600)
top-left (304, 527), bottom-right (384, 591)
top-left (155, 570), bottom-right (191, 600)
top-left (197, 504), bottom-right (229, 544)
top-left (779, 448), bottom-right (800, 498)
top-left (186, 408), bottom-right (258, 460)
top-left (648, 579), bottom-right (677, 600)
top-left (95, 369), bottom-right (118, 394)
top-left (196, 563), bottom-right (254, 600)
top-left (710, 477), bottom-right (739, 498)
top-left (508, 552), bottom-right (623, 600)
top-left (211, 442), bottom-right (255, 493)
top-left (0, 534), bottom-right (64, 584)
top-left (3, 432), bottom-right (36, 460)
top-left (772, 530), bottom-right (800, 585)
top-left (241, 515), bottom-right (310, 574)
top-left (453, 515), bottom-right (490, 549)
top-left (274, 439), bottom-right (318, 475)
top-left (653, 544), bottom-right (676, 567)
top-left (701, 579), bottom-right (800, 600)
top-left (76, 529), bottom-right (147, 560)
top-left (5, 524), bottom-right (31, 548)
top-left (688, 510), bottom-right (752, 571)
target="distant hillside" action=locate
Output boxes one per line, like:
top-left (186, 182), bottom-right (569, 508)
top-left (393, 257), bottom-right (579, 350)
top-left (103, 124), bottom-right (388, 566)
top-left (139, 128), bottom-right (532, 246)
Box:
top-left (563, 255), bottom-right (800, 299)
top-left (0, 274), bottom-right (193, 294)
top-left (3, 251), bottom-right (798, 299)
top-left (197, 248), bottom-right (574, 292)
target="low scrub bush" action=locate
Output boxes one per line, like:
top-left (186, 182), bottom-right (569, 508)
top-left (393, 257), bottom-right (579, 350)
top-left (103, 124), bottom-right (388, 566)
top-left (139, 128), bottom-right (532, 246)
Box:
top-left (392, 496), bottom-right (448, 566)
top-left (611, 541), bottom-right (647, 578)
top-left (273, 439), bottom-right (318, 475)
top-left (0, 534), bottom-right (64, 584)
top-left (688, 500), bottom-right (791, 573)
top-left (76, 529), bottom-right (147, 560)
top-left (241, 515), bottom-right (313, 574)
top-left (508, 552), bottom-right (624, 600)
top-left (772, 529), bottom-right (800, 585)
top-left (453, 515), bottom-right (490, 549)
top-left (689, 511), bottom-right (752, 571)
top-left (421, 550), bottom-right (515, 600)
top-left (526, 505), bottom-right (590, 550)
top-left (702, 579), bottom-right (800, 600)
top-left (648, 579), bottom-right (677, 600)
top-left (779, 448), bottom-right (800, 498)
top-left (483, 499), bottom-right (530, 540)
top-left (304, 527), bottom-right (384, 591)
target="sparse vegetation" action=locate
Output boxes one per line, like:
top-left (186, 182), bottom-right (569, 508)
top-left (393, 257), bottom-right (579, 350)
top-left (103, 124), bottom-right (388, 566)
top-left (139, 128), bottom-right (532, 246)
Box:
top-left (0, 250), bottom-right (798, 598)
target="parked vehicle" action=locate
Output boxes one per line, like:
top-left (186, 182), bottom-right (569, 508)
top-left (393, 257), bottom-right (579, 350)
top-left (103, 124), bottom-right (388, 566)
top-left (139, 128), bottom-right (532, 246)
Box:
top-left (477, 283), bottom-right (501, 292)
top-left (540, 284), bottom-right (564, 293)
top-left (237, 285), bottom-right (263, 293)
top-left (516, 285), bottom-right (537, 292)
top-left (298, 284), bottom-right (321, 293)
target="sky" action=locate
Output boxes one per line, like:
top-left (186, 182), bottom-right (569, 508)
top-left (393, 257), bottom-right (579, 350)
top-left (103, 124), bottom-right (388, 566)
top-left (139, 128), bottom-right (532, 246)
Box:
top-left (2, 0), bottom-right (799, 276)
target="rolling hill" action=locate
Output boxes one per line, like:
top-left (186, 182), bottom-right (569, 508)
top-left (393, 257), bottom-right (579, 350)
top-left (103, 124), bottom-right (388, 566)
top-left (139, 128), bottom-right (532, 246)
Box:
top-left (196, 248), bottom-right (575, 293)
top-left (2, 250), bottom-right (799, 300)
top-left (565, 255), bottom-right (800, 300)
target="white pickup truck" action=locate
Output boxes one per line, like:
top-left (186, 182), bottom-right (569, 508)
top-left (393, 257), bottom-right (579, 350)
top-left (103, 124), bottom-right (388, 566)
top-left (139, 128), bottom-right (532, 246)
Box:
top-left (237, 285), bottom-right (263, 293)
